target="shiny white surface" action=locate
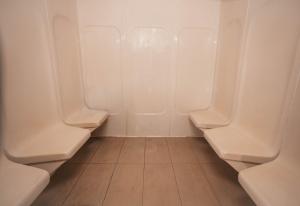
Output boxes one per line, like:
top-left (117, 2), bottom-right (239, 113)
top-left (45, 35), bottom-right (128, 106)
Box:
top-left (46, 0), bottom-right (109, 128)
top-left (225, 160), bottom-right (257, 172)
top-left (0, 0), bottom-right (91, 164)
top-left (190, 0), bottom-right (248, 129)
top-left (189, 109), bottom-right (229, 129)
top-left (6, 123), bottom-right (90, 164)
top-left (0, 150), bottom-right (49, 206)
top-left (205, 0), bottom-right (300, 163)
top-left (32, 160), bottom-right (66, 175)
top-left (239, 56), bottom-right (300, 206)
top-left (77, 0), bottom-right (220, 137)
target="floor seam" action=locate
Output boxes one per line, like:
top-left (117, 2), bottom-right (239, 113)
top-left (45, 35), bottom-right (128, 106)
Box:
top-left (199, 163), bottom-right (223, 206)
top-left (166, 138), bottom-right (183, 206)
top-left (61, 164), bottom-right (88, 206)
top-left (141, 138), bottom-right (146, 206)
top-left (85, 138), bottom-right (102, 163)
top-left (101, 139), bottom-right (126, 206)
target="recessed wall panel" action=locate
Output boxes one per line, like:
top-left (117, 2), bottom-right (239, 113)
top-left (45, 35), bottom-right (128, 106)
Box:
top-left (82, 26), bottom-right (122, 114)
top-left (175, 28), bottom-right (217, 113)
top-left (127, 28), bottom-right (170, 114)
top-left (53, 16), bottom-right (83, 117)
top-left (125, 28), bottom-right (171, 136)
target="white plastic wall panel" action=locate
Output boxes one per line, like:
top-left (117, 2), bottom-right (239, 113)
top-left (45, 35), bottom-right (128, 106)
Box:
top-left (238, 40), bottom-right (300, 206)
top-left (283, 36), bottom-right (300, 167)
top-left (46, 0), bottom-right (85, 120)
top-left (175, 28), bottom-right (216, 113)
top-left (212, 0), bottom-right (248, 119)
top-left (233, 0), bottom-right (300, 149)
top-left (125, 28), bottom-right (172, 136)
top-left (0, 0), bottom-right (61, 151)
top-left (77, 0), bottom-right (220, 137)
top-left (82, 26), bottom-right (125, 135)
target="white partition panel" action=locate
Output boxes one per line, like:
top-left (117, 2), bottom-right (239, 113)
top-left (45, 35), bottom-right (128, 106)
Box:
top-left (46, 0), bottom-right (108, 129)
top-left (239, 42), bottom-right (300, 206)
top-left (0, 0), bottom-right (90, 164)
top-left (52, 15), bottom-right (83, 116)
top-left (77, 0), bottom-right (220, 137)
top-left (235, 0), bottom-right (300, 148)
top-left (204, 0), bottom-right (300, 163)
top-left (189, 0), bottom-right (248, 130)
top-left (213, 0), bottom-right (248, 119)
top-left (0, 0), bottom-right (60, 149)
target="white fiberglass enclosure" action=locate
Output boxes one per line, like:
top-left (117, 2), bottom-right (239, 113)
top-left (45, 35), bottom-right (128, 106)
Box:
top-left (76, 0), bottom-right (240, 137)
top-left (1, 0), bottom-right (300, 205)
top-left (1, 0), bottom-right (299, 140)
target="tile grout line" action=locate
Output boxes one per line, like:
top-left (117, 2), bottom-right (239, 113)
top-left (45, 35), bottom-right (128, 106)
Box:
top-left (189, 138), bottom-right (223, 206)
top-left (80, 137), bottom-right (107, 164)
top-left (165, 138), bottom-right (183, 206)
top-left (60, 163), bottom-right (89, 206)
top-left (101, 139), bottom-right (126, 206)
top-left (85, 138), bottom-right (102, 164)
top-left (198, 163), bottom-right (223, 206)
top-left (61, 137), bottom-right (105, 206)
top-left (142, 137), bottom-right (147, 206)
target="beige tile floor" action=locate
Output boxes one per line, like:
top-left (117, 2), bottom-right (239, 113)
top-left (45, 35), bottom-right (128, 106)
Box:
top-left (33, 137), bottom-right (255, 206)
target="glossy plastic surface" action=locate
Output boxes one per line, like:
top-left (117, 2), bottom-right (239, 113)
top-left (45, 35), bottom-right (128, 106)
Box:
top-left (0, 150), bottom-right (49, 206)
top-left (205, 0), bottom-right (300, 163)
top-left (77, 0), bottom-right (220, 137)
top-left (45, 0), bottom-right (108, 128)
top-left (239, 58), bottom-right (300, 206)
top-left (190, 0), bottom-right (248, 129)
top-left (0, 0), bottom-right (91, 164)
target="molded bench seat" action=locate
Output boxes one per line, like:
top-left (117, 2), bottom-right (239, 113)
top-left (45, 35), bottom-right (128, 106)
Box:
top-left (239, 160), bottom-right (300, 206)
top-left (65, 108), bottom-right (108, 128)
top-left (204, 126), bottom-right (276, 163)
top-left (6, 123), bottom-right (90, 164)
top-left (189, 109), bottom-right (229, 129)
top-left (225, 159), bottom-right (257, 172)
top-left (0, 151), bottom-right (49, 206)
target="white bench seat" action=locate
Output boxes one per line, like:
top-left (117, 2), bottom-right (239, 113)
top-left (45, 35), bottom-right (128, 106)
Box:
top-left (239, 161), bottom-right (300, 206)
top-left (6, 123), bottom-right (90, 164)
top-left (0, 151), bottom-right (49, 206)
top-left (189, 109), bottom-right (229, 129)
top-left (225, 159), bottom-right (257, 172)
top-left (204, 126), bottom-right (276, 163)
top-left (65, 108), bottom-right (108, 128)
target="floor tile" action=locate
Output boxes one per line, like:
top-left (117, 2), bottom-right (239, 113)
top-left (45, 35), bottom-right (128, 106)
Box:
top-left (69, 138), bottom-right (101, 163)
top-left (143, 164), bottom-right (181, 206)
top-left (63, 164), bottom-right (115, 206)
top-left (145, 138), bottom-right (171, 164)
top-left (167, 141), bottom-right (198, 163)
top-left (91, 139), bottom-right (124, 163)
top-left (191, 140), bottom-right (220, 163)
top-left (103, 164), bottom-right (144, 206)
top-left (118, 138), bottom-right (145, 164)
top-left (33, 137), bottom-right (254, 206)
top-left (173, 164), bottom-right (219, 206)
top-left (202, 162), bottom-right (255, 206)
top-left (32, 163), bottom-right (86, 206)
